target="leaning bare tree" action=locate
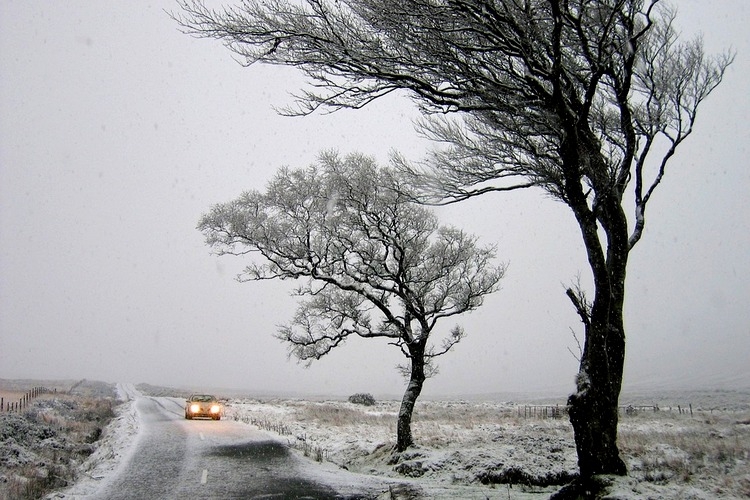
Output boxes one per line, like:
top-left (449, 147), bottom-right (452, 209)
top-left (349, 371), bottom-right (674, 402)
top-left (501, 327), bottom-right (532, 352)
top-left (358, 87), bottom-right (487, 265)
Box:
top-left (175, 0), bottom-right (732, 480)
top-left (198, 152), bottom-right (505, 452)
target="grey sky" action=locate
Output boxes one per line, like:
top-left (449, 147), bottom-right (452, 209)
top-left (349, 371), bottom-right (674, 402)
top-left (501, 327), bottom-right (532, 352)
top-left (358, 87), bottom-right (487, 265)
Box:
top-left (1, 1), bottom-right (748, 398)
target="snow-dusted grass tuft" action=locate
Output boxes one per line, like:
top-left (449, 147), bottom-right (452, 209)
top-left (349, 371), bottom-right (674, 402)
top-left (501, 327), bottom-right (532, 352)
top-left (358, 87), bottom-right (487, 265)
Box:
top-left (0, 384), bottom-right (118, 500)
top-left (298, 402), bottom-right (394, 426)
top-left (618, 410), bottom-right (750, 497)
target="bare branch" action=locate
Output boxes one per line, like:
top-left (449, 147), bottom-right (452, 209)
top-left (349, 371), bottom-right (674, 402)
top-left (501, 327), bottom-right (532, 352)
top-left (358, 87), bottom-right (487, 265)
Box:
top-left (565, 279), bottom-right (591, 327)
top-left (567, 327), bottom-right (584, 363)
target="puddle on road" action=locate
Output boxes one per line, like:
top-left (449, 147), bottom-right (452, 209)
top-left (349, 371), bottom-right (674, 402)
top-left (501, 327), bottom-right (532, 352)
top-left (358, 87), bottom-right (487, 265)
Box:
top-left (204, 440), bottom-right (359, 498)
top-left (207, 440), bottom-right (290, 461)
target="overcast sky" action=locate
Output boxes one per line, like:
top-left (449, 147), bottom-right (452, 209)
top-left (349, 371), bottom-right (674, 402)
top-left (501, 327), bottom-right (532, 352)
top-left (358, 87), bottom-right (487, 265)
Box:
top-left (1, 1), bottom-right (748, 398)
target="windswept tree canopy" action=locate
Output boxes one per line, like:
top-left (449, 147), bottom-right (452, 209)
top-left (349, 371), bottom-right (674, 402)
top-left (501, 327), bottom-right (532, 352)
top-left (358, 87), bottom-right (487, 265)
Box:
top-left (176, 0), bottom-right (732, 251)
top-left (199, 152), bottom-right (505, 366)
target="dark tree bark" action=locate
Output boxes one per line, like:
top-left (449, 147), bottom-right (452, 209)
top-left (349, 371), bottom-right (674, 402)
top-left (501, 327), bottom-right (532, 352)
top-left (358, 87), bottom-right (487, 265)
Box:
top-left (559, 128), bottom-right (631, 476)
top-left (563, 211), bottom-right (629, 478)
top-left (395, 339), bottom-right (427, 452)
top-left (568, 292), bottom-right (628, 476)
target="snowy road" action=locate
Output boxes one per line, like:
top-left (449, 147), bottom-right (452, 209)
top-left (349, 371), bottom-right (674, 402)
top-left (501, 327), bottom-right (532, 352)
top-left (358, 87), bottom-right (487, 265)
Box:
top-left (85, 388), bottom-right (383, 499)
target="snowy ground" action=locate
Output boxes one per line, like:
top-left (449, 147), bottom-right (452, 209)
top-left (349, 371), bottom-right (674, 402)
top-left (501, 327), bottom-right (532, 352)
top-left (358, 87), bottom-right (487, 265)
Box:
top-left (0, 379), bottom-right (124, 500)
top-left (43, 384), bottom-right (142, 498)
top-left (220, 393), bottom-right (750, 499)
top-left (225, 398), bottom-right (572, 499)
top-left (3, 382), bottom-right (746, 499)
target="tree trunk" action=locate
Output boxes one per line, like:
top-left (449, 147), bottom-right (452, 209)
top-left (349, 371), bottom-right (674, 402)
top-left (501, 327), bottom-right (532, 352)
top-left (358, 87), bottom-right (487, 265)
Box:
top-left (396, 341), bottom-right (427, 452)
top-left (566, 191), bottom-right (629, 478)
top-left (567, 317), bottom-right (627, 477)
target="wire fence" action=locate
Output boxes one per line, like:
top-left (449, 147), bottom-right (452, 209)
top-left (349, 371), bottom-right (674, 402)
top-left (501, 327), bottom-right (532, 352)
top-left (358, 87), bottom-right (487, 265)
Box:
top-left (0, 386), bottom-right (53, 413)
top-left (517, 403), bottom-right (698, 419)
top-left (517, 405), bottom-right (567, 419)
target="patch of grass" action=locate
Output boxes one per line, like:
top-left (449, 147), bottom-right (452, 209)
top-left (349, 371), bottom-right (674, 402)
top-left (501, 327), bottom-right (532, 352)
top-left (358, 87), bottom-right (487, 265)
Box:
top-left (0, 386), bottom-right (119, 500)
top-left (296, 402), bottom-right (393, 426)
top-left (412, 401), bottom-right (514, 426)
top-left (135, 383), bottom-right (188, 398)
top-left (618, 410), bottom-right (750, 488)
top-left (3, 462), bottom-right (74, 500)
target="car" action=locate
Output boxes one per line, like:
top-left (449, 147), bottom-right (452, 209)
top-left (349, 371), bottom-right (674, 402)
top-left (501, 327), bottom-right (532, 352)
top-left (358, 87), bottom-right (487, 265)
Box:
top-left (184, 394), bottom-right (222, 420)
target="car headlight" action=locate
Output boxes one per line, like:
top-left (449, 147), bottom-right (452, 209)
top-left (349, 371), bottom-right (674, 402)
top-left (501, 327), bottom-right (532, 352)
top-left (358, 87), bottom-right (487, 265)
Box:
top-left (190, 404), bottom-right (201, 413)
top-left (210, 405), bottom-right (221, 414)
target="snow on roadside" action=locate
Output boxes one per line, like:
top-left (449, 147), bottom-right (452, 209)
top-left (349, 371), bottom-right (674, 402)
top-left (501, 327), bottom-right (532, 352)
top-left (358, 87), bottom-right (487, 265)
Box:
top-left (46, 384), bottom-right (142, 499)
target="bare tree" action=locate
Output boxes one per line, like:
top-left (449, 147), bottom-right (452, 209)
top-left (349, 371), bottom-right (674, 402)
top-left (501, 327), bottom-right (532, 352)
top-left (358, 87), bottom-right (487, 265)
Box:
top-left (198, 152), bottom-right (505, 452)
top-left (175, 0), bottom-right (732, 482)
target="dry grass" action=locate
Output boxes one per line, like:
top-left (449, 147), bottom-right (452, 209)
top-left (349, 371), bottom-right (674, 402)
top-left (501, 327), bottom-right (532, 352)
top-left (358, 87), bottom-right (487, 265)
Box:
top-left (0, 390), bottom-right (29, 413)
top-left (296, 401), bottom-right (395, 426)
top-left (412, 401), bottom-right (516, 426)
top-left (251, 399), bottom-right (570, 448)
top-left (291, 400), bottom-right (540, 451)
top-left (0, 382), bottom-right (118, 500)
top-left (0, 391), bottom-right (26, 400)
top-left (618, 410), bottom-right (750, 496)
top-left (291, 399), bottom-right (519, 428)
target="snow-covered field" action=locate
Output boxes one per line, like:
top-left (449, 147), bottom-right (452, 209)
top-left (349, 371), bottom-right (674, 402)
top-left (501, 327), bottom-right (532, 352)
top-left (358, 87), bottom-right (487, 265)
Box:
top-left (3, 382), bottom-right (749, 499)
top-left (225, 397), bottom-right (574, 498)
top-left (219, 393), bottom-right (750, 499)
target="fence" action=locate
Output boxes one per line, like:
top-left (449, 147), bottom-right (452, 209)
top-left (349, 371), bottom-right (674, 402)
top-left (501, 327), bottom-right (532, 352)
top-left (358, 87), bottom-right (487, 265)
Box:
top-left (517, 403), bottom-right (696, 419)
top-left (0, 386), bottom-right (52, 413)
top-left (518, 405), bottom-right (567, 419)
top-left (621, 403), bottom-right (694, 416)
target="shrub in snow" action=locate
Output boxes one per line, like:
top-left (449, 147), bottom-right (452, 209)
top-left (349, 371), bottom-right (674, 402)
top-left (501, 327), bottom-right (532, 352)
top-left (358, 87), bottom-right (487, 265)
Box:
top-left (348, 393), bottom-right (376, 406)
top-left (0, 385), bottom-right (118, 500)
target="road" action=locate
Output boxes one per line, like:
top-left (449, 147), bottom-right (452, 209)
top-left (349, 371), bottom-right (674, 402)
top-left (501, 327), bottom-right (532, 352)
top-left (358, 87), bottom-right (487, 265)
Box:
top-left (90, 386), bottom-right (386, 499)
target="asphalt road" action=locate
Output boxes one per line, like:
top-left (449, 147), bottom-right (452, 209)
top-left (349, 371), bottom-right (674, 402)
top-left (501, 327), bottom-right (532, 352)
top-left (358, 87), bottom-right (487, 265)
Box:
top-left (91, 393), bottom-right (379, 499)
